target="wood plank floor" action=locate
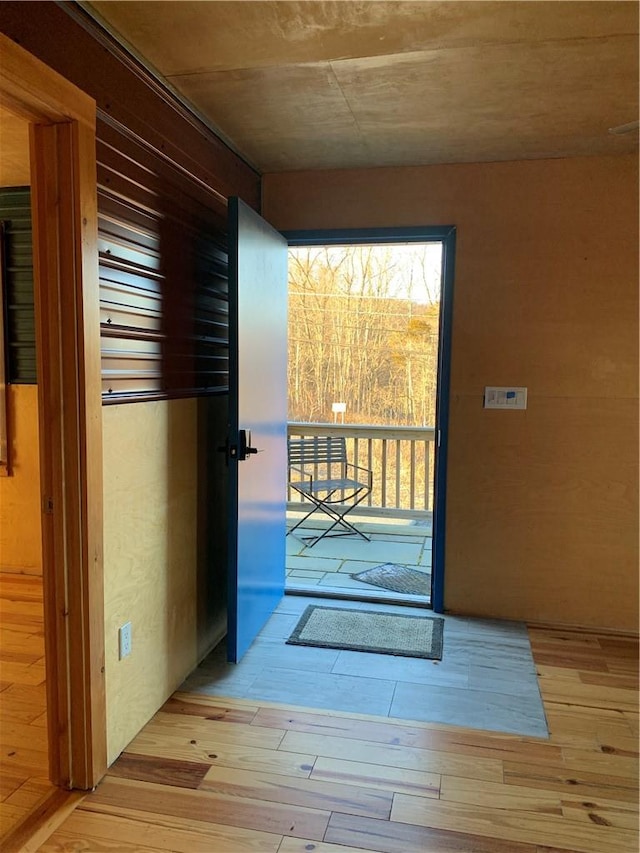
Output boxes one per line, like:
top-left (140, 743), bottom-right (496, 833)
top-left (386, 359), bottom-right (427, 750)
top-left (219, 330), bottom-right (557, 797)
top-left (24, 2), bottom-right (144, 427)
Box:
top-left (38, 623), bottom-right (638, 852)
top-left (0, 574), bottom-right (52, 842)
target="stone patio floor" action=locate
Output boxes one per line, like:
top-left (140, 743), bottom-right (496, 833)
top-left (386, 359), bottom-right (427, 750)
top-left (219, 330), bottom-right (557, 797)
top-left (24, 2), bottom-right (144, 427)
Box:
top-left (285, 511), bottom-right (432, 604)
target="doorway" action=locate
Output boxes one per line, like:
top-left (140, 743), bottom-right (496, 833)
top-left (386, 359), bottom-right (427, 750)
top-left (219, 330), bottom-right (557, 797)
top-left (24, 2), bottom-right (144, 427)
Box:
top-left (0, 34), bottom-right (107, 834)
top-left (283, 228), bottom-right (456, 613)
top-left (0, 110), bottom-right (52, 839)
top-left (185, 221), bottom-right (455, 707)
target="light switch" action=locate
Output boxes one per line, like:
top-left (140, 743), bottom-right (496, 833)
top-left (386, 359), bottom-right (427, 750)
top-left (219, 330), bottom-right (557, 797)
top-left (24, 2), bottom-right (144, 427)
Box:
top-left (484, 387), bottom-right (527, 409)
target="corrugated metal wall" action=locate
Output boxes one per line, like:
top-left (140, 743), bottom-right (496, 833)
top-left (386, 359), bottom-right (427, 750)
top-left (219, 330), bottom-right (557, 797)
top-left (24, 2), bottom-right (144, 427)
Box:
top-left (0, 176), bottom-right (231, 403)
top-left (97, 121), bottom-right (230, 403)
top-left (0, 187), bottom-right (35, 384)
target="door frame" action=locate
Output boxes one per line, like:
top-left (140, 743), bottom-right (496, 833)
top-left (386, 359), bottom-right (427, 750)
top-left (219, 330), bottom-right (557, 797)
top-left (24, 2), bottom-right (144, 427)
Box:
top-left (284, 226), bottom-right (456, 613)
top-left (0, 33), bottom-right (106, 788)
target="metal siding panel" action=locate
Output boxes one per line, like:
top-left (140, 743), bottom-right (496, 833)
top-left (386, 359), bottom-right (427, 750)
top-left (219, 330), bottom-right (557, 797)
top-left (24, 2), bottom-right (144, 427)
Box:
top-left (0, 187), bottom-right (36, 384)
top-left (97, 125), bottom-right (230, 403)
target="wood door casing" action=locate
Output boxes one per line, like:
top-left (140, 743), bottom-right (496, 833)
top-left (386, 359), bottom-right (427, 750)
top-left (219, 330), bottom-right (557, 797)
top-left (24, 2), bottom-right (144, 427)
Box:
top-left (1, 32), bottom-right (106, 790)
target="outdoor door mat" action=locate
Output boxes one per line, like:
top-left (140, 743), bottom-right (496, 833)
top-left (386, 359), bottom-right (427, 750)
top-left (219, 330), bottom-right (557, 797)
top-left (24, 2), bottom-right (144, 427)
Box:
top-left (286, 605), bottom-right (444, 659)
top-left (351, 562), bottom-right (430, 596)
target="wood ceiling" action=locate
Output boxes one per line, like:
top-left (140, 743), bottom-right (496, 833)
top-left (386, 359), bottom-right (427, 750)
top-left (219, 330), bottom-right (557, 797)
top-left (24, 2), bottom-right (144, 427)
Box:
top-left (88, 2), bottom-right (638, 172)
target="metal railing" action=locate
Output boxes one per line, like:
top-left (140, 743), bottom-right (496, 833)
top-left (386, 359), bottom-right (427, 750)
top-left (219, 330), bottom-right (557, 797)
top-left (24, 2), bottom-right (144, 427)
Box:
top-left (287, 422), bottom-right (436, 518)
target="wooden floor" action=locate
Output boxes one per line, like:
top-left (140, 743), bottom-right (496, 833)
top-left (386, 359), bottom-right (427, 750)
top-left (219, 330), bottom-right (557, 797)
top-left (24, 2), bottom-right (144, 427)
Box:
top-left (37, 624), bottom-right (638, 852)
top-left (0, 574), bottom-right (52, 841)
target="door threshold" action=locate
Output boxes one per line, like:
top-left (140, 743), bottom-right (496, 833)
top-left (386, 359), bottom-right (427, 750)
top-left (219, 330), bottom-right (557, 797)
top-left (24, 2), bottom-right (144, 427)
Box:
top-left (285, 585), bottom-right (431, 610)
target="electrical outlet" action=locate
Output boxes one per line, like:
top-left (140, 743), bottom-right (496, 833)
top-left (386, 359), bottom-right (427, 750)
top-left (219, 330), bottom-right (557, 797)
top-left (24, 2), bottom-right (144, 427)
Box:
top-left (118, 622), bottom-right (132, 659)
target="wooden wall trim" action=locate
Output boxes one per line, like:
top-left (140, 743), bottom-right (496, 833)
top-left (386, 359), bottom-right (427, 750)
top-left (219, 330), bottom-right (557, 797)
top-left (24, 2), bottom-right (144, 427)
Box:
top-left (1, 33), bottom-right (107, 790)
top-left (0, 31), bottom-right (94, 127)
top-left (0, 2), bottom-right (261, 210)
top-left (32, 118), bottom-right (106, 793)
top-left (32, 122), bottom-right (106, 789)
top-left (73, 117), bottom-right (107, 786)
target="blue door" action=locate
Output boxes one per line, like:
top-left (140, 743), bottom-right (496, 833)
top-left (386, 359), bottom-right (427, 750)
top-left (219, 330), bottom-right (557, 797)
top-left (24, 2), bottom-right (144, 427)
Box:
top-left (227, 198), bottom-right (288, 662)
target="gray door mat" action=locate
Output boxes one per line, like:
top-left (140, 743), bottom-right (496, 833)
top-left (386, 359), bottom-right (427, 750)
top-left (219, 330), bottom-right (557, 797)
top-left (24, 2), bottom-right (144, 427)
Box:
top-left (286, 604), bottom-right (444, 659)
top-left (351, 562), bottom-right (430, 596)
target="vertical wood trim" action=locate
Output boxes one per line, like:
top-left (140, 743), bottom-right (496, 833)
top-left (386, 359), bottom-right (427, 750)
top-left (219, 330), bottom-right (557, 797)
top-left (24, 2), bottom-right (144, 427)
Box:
top-left (75, 119), bottom-right (107, 789)
top-left (31, 119), bottom-right (106, 789)
top-left (30, 124), bottom-right (70, 788)
top-left (30, 119), bottom-right (106, 790)
top-left (0, 25), bottom-right (110, 792)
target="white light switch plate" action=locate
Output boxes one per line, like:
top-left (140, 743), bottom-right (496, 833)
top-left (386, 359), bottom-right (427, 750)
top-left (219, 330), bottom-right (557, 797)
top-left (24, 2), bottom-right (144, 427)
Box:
top-left (484, 387), bottom-right (528, 409)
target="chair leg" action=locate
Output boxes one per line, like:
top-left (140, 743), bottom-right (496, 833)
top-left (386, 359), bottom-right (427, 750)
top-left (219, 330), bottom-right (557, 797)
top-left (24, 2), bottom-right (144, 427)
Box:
top-left (287, 503), bottom-right (322, 536)
top-left (298, 491), bottom-right (371, 548)
top-left (304, 515), bottom-right (369, 547)
top-left (287, 488), bottom-right (340, 537)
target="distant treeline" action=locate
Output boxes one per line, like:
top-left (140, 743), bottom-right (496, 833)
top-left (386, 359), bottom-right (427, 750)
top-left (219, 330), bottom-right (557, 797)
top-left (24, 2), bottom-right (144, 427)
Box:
top-left (288, 245), bottom-right (440, 426)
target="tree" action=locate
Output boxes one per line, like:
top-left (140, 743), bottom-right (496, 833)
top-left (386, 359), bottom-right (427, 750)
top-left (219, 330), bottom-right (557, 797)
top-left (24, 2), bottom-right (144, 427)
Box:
top-left (288, 244), bottom-right (441, 427)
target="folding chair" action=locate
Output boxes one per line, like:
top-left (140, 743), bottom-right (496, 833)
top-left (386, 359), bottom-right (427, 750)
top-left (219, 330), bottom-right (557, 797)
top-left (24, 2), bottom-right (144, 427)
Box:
top-left (287, 436), bottom-right (373, 547)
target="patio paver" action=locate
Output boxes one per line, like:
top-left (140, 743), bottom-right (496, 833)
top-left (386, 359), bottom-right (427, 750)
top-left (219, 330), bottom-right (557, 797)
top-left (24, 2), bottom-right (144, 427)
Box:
top-left (286, 513), bottom-right (432, 603)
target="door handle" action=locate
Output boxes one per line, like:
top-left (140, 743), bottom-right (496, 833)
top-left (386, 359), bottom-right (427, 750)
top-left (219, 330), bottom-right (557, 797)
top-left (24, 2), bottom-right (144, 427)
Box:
top-left (220, 430), bottom-right (260, 462)
top-left (239, 429), bottom-right (259, 461)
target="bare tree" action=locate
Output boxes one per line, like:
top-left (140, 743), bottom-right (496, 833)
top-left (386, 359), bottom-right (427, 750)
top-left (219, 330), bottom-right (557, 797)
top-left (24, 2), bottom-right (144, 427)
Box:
top-left (288, 244), bottom-right (441, 427)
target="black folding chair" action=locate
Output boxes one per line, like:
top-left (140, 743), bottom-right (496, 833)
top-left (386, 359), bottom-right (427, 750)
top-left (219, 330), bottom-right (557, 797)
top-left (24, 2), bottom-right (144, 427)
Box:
top-left (287, 436), bottom-right (373, 547)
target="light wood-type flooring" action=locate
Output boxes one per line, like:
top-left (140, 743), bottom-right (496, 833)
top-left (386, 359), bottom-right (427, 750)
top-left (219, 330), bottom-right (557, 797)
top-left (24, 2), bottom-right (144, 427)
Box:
top-left (40, 623), bottom-right (639, 851)
top-left (0, 574), bottom-right (52, 841)
top-left (1, 575), bottom-right (638, 852)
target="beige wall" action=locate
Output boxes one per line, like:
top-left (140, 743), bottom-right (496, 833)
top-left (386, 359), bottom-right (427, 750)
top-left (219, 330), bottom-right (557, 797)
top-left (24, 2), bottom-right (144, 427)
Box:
top-left (0, 385), bottom-right (42, 574)
top-left (263, 154), bottom-right (639, 633)
top-left (103, 398), bottom-right (227, 764)
top-left (103, 399), bottom-right (196, 763)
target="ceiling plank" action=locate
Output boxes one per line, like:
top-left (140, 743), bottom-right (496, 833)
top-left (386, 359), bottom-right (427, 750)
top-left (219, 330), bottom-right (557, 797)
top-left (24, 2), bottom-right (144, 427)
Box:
top-left (88, 1), bottom-right (640, 75)
top-left (86, 0), bottom-right (639, 172)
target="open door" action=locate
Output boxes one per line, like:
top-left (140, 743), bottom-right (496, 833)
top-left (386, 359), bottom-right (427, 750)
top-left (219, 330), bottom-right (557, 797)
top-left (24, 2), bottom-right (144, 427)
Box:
top-left (227, 198), bottom-right (288, 662)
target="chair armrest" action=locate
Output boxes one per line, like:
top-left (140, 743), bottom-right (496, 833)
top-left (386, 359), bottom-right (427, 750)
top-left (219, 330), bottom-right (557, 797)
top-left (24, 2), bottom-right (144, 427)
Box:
top-left (288, 464), bottom-right (313, 490)
top-left (346, 462), bottom-right (373, 488)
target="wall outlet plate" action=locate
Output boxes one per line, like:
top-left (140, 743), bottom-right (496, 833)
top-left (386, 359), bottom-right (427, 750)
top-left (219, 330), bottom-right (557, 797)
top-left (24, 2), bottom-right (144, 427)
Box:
top-left (118, 621), bottom-right (132, 659)
top-left (484, 386), bottom-right (528, 410)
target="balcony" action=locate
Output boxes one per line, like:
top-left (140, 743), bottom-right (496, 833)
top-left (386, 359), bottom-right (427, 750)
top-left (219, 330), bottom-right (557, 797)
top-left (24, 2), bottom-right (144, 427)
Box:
top-left (286, 423), bottom-right (435, 604)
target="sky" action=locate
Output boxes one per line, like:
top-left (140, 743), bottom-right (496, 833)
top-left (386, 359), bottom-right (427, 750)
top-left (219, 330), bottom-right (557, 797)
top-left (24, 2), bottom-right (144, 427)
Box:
top-left (289, 242), bottom-right (443, 305)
